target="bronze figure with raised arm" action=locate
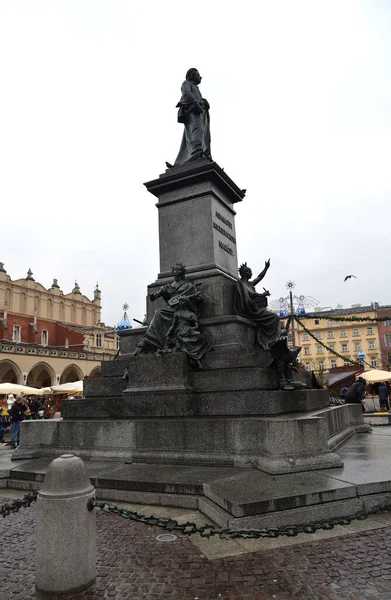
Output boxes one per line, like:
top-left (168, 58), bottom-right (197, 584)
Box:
top-left (234, 259), bottom-right (281, 350)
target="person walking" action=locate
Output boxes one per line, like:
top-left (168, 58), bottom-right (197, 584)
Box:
top-left (378, 382), bottom-right (390, 411)
top-left (9, 395), bottom-right (27, 449)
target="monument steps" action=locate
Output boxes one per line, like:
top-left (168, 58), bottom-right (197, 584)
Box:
top-left (14, 403), bottom-right (367, 474)
top-left (6, 428), bottom-right (391, 530)
top-left (70, 389), bottom-right (328, 418)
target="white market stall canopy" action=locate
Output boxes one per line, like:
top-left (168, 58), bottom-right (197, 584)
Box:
top-left (355, 369), bottom-right (391, 384)
top-left (50, 380), bottom-right (84, 394)
top-left (0, 383), bottom-right (45, 396)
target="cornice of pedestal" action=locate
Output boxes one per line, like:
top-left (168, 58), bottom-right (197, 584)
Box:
top-left (144, 159), bottom-right (245, 205)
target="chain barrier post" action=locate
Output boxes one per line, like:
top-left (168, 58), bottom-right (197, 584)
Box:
top-left (35, 454), bottom-right (96, 595)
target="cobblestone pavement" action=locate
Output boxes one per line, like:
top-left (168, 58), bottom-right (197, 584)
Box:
top-left (2, 496), bottom-right (391, 600)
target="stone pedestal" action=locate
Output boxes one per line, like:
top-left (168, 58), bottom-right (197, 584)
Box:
top-left (144, 160), bottom-right (244, 320)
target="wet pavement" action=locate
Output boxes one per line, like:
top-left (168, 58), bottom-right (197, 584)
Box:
top-left (2, 489), bottom-right (391, 600)
top-left (2, 429), bottom-right (391, 599)
top-left (4, 428), bottom-right (391, 530)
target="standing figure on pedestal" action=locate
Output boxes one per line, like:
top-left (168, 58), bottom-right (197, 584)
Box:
top-left (174, 68), bottom-right (212, 165)
top-left (133, 263), bottom-right (212, 368)
top-left (234, 260), bottom-right (281, 350)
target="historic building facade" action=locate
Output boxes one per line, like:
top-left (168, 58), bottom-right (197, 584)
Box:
top-left (295, 304), bottom-right (383, 372)
top-left (0, 263), bottom-right (118, 387)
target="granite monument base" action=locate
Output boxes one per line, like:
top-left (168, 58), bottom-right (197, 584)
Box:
top-left (14, 351), bottom-right (369, 475)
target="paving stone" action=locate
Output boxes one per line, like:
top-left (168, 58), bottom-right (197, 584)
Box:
top-left (2, 494), bottom-right (391, 599)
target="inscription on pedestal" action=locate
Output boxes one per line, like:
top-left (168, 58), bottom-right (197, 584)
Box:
top-left (213, 211), bottom-right (236, 258)
top-left (213, 222), bottom-right (236, 245)
top-left (211, 201), bottom-right (238, 272)
top-left (219, 240), bottom-right (234, 256)
top-left (215, 211), bottom-right (233, 230)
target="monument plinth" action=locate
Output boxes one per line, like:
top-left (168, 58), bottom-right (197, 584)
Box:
top-left (147, 159), bottom-right (243, 275)
top-left (144, 160), bottom-right (243, 321)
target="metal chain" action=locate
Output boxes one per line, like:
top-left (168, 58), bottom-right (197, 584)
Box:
top-left (2, 491), bottom-right (390, 540)
top-left (0, 492), bottom-right (38, 518)
top-left (88, 497), bottom-right (391, 540)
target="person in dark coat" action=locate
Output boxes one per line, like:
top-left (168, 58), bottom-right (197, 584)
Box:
top-left (340, 386), bottom-right (348, 400)
top-left (29, 396), bottom-right (43, 419)
top-left (9, 395), bottom-right (27, 449)
top-left (345, 377), bottom-right (366, 411)
top-left (378, 382), bottom-right (390, 411)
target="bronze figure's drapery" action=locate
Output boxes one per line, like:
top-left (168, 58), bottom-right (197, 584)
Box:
top-left (175, 68), bottom-right (212, 165)
top-left (234, 260), bottom-right (281, 350)
top-left (134, 264), bottom-right (211, 368)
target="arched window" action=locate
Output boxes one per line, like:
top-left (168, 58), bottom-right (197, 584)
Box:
top-left (5, 288), bottom-right (12, 311)
top-left (59, 302), bottom-right (65, 321)
top-left (34, 295), bottom-right (40, 317)
top-left (71, 304), bottom-right (76, 323)
top-left (20, 292), bottom-right (26, 313)
top-left (47, 298), bottom-right (53, 319)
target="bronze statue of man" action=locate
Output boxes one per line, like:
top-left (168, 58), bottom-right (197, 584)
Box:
top-left (174, 68), bottom-right (212, 165)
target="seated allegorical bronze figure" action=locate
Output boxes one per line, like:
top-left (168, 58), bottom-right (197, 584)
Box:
top-left (234, 259), bottom-right (281, 350)
top-left (133, 263), bottom-right (212, 369)
top-left (234, 259), bottom-right (304, 389)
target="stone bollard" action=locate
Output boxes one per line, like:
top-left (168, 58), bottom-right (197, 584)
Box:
top-left (35, 454), bottom-right (96, 595)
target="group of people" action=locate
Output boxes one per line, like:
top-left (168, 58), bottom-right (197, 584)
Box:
top-left (340, 378), bottom-right (390, 412)
top-left (0, 394), bottom-right (45, 449)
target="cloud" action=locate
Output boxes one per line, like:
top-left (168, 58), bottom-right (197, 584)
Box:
top-left (0, 0), bottom-right (390, 324)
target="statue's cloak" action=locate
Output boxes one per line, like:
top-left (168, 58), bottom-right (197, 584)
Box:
top-left (234, 280), bottom-right (281, 350)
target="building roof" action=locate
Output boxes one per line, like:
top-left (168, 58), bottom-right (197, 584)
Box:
top-left (306, 303), bottom-right (391, 318)
top-left (307, 305), bottom-right (378, 317)
top-left (325, 368), bottom-right (362, 386)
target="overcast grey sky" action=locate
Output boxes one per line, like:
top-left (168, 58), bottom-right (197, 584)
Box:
top-left (1, 0), bottom-right (390, 326)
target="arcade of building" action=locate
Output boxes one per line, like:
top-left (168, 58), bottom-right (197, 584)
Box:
top-left (0, 263), bottom-right (118, 388)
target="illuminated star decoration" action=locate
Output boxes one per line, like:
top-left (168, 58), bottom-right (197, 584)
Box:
top-left (117, 303), bottom-right (132, 331)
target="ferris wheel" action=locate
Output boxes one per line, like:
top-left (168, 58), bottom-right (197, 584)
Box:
top-left (269, 281), bottom-right (320, 317)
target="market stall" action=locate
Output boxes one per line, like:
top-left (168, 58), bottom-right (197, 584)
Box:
top-left (355, 369), bottom-right (391, 383)
top-left (50, 380), bottom-right (84, 413)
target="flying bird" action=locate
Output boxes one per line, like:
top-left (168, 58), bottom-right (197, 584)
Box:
top-left (344, 275), bottom-right (357, 282)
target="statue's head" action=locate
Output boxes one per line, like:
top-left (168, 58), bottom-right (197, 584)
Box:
top-left (238, 262), bottom-right (252, 279)
top-left (186, 68), bottom-right (202, 85)
top-left (171, 263), bottom-right (186, 279)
